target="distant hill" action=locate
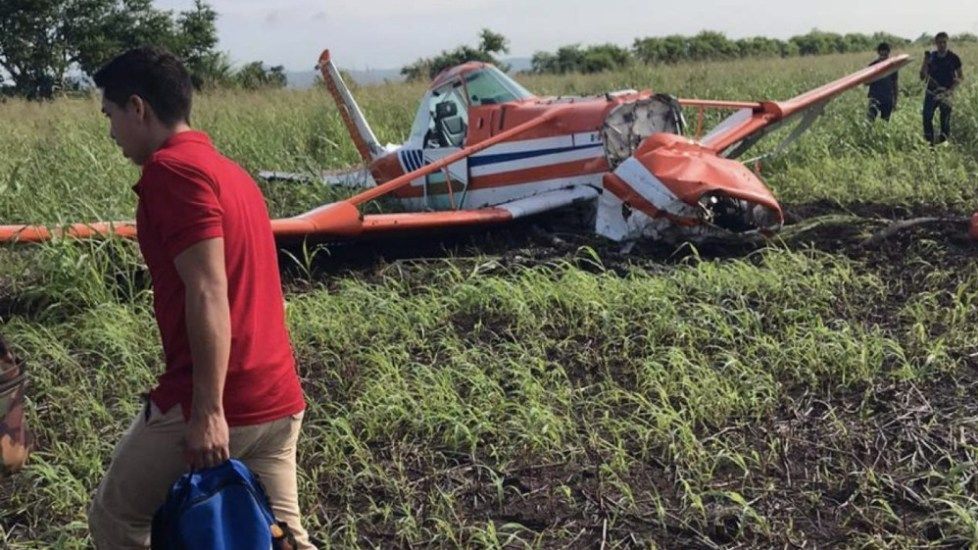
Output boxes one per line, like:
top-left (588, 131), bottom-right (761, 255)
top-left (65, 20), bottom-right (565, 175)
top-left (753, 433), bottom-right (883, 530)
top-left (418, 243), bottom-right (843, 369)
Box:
top-left (283, 70), bottom-right (318, 89)
top-left (286, 56), bottom-right (533, 89)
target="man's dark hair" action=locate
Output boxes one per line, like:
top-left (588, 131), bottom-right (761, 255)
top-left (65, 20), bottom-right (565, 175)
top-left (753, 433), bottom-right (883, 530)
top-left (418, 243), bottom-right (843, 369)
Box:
top-left (877, 42), bottom-right (890, 53)
top-left (935, 32), bottom-right (949, 40)
top-left (93, 46), bottom-right (192, 125)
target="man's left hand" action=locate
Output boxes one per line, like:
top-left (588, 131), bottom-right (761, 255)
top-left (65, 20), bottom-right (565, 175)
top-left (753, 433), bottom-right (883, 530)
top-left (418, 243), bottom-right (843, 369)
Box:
top-left (184, 410), bottom-right (230, 469)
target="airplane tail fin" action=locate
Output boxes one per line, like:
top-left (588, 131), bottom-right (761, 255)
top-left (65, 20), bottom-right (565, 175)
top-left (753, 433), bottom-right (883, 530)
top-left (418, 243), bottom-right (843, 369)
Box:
top-left (317, 50), bottom-right (385, 163)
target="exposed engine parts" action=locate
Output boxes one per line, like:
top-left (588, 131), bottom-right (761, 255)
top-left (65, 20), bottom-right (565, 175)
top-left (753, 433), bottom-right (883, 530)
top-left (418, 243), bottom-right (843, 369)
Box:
top-left (601, 95), bottom-right (685, 170)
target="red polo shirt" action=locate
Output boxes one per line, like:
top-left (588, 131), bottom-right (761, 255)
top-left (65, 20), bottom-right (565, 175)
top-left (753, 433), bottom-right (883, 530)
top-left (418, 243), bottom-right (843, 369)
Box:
top-left (134, 131), bottom-right (304, 426)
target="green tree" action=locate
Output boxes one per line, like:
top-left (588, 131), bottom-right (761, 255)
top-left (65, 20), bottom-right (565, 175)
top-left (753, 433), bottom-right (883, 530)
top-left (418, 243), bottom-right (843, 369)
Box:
top-left (478, 28), bottom-right (507, 55)
top-left (582, 44), bottom-right (631, 72)
top-left (530, 51), bottom-right (558, 74)
top-left (735, 37), bottom-right (786, 58)
top-left (553, 45), bottom-right (585, 73)
top-left (869, 32), bottom-right (911, 49)
top-left (0, 0), bottom-right (219, 99)
top-left (633, 35), bottom-right (688, 64)
top-left (189, 50), bottom-right (234, 89)
top-left (686, 31), bottom-right (739, 60)
top-left (235, 61), bottom-right (286, 90)
top-left (843, 33), bottom-right (874, 52)
top-left (401, 28), bottom-right (510, 81)
top-left (790, 30), bottom-right (841, 56)
top-left (531, 44), bottom-right (631, 74)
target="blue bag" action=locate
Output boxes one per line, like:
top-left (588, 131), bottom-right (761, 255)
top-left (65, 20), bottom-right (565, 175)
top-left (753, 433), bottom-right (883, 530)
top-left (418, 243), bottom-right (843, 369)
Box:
top-left (151, 459), bottom-right (296, 549)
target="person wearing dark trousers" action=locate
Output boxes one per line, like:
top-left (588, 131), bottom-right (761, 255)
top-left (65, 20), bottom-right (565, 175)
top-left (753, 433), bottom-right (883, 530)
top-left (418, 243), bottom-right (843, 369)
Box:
top-left (867, 43), bottom-right (898, 121)
top-left (920, 32), bottom-right (963, 145)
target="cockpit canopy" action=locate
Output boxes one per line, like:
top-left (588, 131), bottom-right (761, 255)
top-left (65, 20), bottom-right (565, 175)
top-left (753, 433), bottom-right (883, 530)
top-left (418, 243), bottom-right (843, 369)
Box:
top-left (408, 65), bottom-right (535, 148)
top-left (462, 65), bottom-right (535, 106)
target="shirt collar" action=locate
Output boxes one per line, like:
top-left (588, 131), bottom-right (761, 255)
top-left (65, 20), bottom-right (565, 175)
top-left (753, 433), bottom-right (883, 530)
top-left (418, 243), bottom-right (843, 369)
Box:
top-left (132, 130), bottom-right (212, 194)
top-left (160, 130), bottom-right (211, 149)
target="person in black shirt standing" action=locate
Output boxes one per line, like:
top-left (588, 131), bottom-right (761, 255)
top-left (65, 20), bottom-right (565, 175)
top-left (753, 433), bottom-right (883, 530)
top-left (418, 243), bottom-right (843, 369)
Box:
top-left (920, 32), bottom-right (963, 144)
top-left (867, 42), bottom-right (898, 121)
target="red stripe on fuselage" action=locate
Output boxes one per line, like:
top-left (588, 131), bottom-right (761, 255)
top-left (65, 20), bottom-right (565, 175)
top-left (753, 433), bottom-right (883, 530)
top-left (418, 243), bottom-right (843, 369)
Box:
top-left (470, 157), bottom-right (608, 189)
top-left (387, 157), bottom-right (609, 199)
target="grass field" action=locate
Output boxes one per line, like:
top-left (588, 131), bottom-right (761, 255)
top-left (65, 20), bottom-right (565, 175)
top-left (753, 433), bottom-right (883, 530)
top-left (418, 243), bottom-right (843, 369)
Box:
top-left (2, 46), bottom-right (978, 548)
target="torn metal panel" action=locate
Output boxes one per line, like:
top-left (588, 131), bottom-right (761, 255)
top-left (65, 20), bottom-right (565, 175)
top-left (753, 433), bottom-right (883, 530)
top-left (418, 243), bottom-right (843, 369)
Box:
top-left (601, 94), bottom-right (685, 169)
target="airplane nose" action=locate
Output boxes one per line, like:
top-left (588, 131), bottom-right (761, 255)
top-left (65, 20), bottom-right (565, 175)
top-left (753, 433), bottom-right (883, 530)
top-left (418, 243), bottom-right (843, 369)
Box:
top-left (596, 132), bottom-right (783, 241)
top-left (640, 133), bottom-right (782, 224)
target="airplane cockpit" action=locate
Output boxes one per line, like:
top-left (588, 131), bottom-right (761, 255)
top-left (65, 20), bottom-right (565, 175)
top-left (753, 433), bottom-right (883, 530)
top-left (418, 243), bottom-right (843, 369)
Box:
top-left (408, 65), bottom-right (535, 149)
top-left (463, 65), bottom-right (534, 106)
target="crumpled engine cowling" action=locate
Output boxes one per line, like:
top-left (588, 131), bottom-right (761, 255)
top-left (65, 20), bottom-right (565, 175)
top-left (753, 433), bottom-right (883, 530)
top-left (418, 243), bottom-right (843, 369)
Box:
top-left (596, 132), bottom-right (783, 242)
top-left (601, 94), bottom-right (685, 169)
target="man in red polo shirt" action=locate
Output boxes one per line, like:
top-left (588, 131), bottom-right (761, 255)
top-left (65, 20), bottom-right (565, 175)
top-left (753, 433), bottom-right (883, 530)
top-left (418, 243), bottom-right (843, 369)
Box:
top-left (86, 47), bottom-right (313, 549)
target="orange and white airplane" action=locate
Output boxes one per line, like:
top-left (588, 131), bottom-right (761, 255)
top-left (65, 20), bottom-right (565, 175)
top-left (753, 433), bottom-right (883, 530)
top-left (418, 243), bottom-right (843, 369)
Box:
top-left (0, 51), bottom-right (909, 245)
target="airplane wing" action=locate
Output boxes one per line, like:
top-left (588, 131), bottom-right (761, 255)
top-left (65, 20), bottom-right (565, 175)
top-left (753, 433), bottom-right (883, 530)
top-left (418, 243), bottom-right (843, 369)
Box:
top-left (680, 54), bottom-right (910, 159)
top-left (0, 221), bottom-right (137, 243)
top-left (303, 186), bottom-right (598, 237)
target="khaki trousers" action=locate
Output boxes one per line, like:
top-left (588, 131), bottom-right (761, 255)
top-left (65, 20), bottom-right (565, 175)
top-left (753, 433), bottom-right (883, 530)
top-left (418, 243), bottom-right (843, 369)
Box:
top-left (89, 401), bottom-right (315, 549)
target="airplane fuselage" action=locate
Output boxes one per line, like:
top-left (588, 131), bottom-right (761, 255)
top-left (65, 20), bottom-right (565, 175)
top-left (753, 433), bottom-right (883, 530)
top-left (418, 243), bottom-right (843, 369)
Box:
top-left (369, 92), bottom-right (645, 212)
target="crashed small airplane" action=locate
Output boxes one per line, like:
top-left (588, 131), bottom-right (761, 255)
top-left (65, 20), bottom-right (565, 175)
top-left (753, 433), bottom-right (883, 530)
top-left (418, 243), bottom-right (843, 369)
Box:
top-left (0, 51), bottom-right (909, 245)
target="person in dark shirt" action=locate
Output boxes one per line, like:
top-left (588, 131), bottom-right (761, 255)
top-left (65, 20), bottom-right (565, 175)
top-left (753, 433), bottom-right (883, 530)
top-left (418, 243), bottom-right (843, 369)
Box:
top-left (920, 32), bottom-right (964, 144)
top-left (867, 43), bottom-right (899, 121)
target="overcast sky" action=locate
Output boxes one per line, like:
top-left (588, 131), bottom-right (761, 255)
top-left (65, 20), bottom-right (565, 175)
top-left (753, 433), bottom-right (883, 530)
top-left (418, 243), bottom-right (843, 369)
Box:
top-left (155, 0), bottom-right (978, 71)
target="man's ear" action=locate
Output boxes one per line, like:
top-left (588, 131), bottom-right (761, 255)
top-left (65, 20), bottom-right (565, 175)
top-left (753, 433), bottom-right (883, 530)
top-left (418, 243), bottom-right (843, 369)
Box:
top-left (128, 94), bottom-right (148, 121)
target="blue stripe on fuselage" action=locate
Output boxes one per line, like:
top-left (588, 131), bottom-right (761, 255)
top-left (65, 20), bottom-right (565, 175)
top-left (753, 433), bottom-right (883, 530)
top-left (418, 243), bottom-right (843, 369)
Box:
top-left (399, 149), bottom-right (427, 172)
top-left (469, 142), bottom-right (603, 167)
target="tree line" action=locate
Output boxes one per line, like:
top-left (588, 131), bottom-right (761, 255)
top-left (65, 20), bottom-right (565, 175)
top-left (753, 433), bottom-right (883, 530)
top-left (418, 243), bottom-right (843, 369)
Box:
top-left (532, 30), bottom-right (977, 74)
top-left (401, 29), bottom-right (978, 80)
top-left (0, 0), bottom-right (286, 100)
top-left (401, 28), bottom-right (977, 80)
